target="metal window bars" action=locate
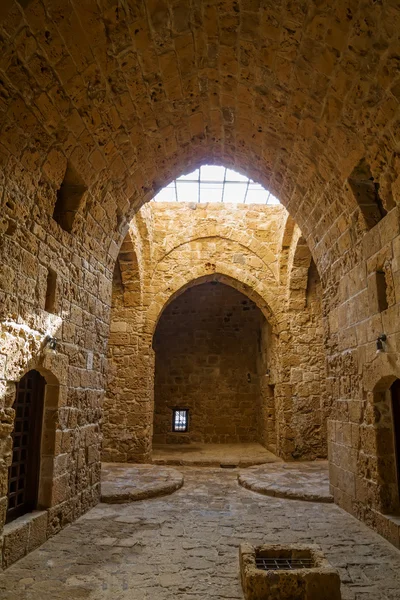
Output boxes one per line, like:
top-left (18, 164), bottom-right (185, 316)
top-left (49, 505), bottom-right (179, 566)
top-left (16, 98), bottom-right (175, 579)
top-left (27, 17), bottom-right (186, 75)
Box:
top-left (255, 557), bottom-right (314, 571)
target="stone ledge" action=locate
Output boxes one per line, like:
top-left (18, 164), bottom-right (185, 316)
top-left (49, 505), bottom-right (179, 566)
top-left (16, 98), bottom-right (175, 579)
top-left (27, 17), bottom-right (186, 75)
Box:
top-left (100, 463), bottom-right (184, 503)
top-left (238, 462), bottom-right (333, 503)
top-left (1, 510), bottom-right (48, 569)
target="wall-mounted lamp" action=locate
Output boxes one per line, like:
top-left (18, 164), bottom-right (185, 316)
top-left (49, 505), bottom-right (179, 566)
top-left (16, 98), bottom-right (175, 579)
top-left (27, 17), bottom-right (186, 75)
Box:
top-left (45, 335), bottom-right (57, 353)
top-left (376, 334), bottom-right (387, 353)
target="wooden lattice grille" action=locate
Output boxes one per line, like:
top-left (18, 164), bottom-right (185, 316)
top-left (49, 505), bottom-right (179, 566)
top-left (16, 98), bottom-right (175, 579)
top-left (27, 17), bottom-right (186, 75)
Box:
top-left (7, 370), bottom-right (45, 523)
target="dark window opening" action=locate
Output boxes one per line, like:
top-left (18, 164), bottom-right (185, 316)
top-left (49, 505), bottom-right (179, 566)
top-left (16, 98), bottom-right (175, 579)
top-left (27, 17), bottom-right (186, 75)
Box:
top-left (53, 162), bottom-right (87, 233)
top-left (45, 268), bottom-right (57, 313)
top-left (172, 409), bottom-right (189, 432)
top-left (376, 270), bottom-right (389, 312)
top-left (5, 220), bottom-right (17, 236)
top-left (391, 379), bottom-right (400, 502)
top-left (348, 158), bottom-right (387, 229)
top-left (7, 370), bottom-right (45, 523)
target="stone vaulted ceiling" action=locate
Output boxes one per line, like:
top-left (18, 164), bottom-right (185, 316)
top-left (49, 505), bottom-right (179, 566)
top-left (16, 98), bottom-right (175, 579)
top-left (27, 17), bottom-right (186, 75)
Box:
top-left (0, 0), bottom-right (400, 273)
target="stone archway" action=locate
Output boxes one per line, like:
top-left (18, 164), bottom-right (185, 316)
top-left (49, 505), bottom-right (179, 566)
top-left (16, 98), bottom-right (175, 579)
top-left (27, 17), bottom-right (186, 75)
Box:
top-left (2, 0), bottom-right (400, 562)
top-left (357, 353), bottom-right (400, 516)
top-left (152, 280), bottom-right (269, 449)
top-left (103, 265), bottom-right (281, 463)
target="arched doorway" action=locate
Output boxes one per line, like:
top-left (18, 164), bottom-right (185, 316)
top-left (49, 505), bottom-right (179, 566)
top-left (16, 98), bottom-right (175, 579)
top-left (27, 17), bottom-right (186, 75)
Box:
top-left (152, 281), bottom-right (273, 455)
top-left (7, 370), bottom-right (45, 523)
top-left (391, 379), bottom-right (400, 503)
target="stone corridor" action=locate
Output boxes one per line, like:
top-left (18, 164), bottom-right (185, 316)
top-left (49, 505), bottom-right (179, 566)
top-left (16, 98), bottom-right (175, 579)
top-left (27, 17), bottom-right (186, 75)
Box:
top-left (0, 468), bottom-right (399, 600)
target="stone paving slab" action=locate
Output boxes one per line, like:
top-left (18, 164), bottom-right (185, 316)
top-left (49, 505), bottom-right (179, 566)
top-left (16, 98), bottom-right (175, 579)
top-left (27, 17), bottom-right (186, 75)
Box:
top-left (152, 442), bottom-right (282, 467)
top-left (0, 468), bottom-right (399, 600)
top-left (238, 461), bottom-right (333, 503)
top-left (101, 463), bottom-right (184, 503)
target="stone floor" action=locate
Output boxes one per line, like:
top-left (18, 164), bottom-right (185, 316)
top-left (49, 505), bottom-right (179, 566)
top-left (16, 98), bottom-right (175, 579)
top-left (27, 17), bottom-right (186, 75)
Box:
top-left (101, 464), bottom-right (184, 503)
top-left (1, 468), bottom-right (400, 599)
top-left (238, 461), bottom-right (333, 503)
top-left (152, 443), bottom-right (281, 466)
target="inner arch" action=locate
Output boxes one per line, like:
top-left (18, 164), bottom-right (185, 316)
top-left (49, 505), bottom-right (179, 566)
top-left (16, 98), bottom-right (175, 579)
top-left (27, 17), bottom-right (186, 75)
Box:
top-left (152, 281), bottom-right (275, 451)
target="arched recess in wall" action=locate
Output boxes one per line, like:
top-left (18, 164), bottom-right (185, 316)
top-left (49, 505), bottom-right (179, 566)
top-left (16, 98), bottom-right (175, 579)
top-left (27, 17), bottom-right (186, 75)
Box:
top-left (112, 231), bottom-right (141, 308)
top-left (146, 269), bottom-right (279, 340)
top-left (151, 275), bottom-right (278, 452)
top-left (3, 365), bottom-right (60, 529)
top-left (155, 231), bottom-right (279, 282)
top-left (281, 231), bottom-right (328, 460)
top-left (287, 233), bottom-right (314, 310)
top-left (361, 354), bottom-right (400, 516)
top-left (107, 233), bottom-right (143, 462)
top-left (279, 214), bottom-right (296, 287)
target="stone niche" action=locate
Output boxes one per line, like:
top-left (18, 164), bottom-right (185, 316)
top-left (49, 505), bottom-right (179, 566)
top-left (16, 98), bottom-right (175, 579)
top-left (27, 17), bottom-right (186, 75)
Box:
top-left (239, 543), bottom-right (341, 600)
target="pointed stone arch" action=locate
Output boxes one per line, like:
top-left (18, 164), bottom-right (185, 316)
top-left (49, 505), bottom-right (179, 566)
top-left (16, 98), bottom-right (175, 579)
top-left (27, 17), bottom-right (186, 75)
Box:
top-left (145, 266), bottom-right (280, 339)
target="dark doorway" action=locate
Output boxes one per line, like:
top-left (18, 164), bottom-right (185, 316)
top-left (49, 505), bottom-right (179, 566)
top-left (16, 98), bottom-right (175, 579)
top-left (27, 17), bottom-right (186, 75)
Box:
top-left (7, 370), bottom-right (45, 523)
top-left (391, 379), bottom-right (400, 501)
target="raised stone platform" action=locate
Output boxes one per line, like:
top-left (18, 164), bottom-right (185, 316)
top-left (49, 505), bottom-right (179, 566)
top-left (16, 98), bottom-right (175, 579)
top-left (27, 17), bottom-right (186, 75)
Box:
top-left (238, 461), bottom-right (333, 503)
top-left (101, 463), bottom-right (184, 503)
top-left (152, 443), bottom-right (282, 467)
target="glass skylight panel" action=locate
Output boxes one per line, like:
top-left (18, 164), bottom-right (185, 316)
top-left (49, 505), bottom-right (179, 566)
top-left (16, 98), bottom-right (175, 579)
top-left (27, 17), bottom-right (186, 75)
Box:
top-left (201, 165), bottom-right (224, 181)
top-left (200, 182), bottom-right (223, 203)
top-left (268, 193), bottom-right (280, 205)
top-left (153, 165), bottom-right (280, 205)
top-left (245, 183), bottom-right (269, 204)
top-left (154, 184), bottom-right (176, 202)
top-left (225, 168), bottom-right (248, 182)
top-left (223, 182), bottom-right (247, 203)
top-left (179, 169), bottom-right (199, 181)
top-left (176, 180), bottom-right (198, 203)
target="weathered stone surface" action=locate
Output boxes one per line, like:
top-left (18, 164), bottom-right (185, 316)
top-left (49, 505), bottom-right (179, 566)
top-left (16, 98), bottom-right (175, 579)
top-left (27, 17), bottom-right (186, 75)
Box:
top-left (0, 0), bottom-right (400, 565)
top-left (100, 463), bottom-right (183, 503)
top-left (152, 442), bottom-right (281, 467)
top-left (240, 543), bottom-right (341, 600)
top-left (153, 282), bottom-right (266, 445)
top-left (238, 462), bottom-right (333, 503)
top-left (105, 204), bottom-right (326, 463)
top-left (0, 469), bottom-right (399, 598)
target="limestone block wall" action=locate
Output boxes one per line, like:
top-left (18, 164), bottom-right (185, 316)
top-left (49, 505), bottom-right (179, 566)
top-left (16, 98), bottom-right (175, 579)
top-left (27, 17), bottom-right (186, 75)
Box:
top-left (2, 0), bottom-right (400, 555)
top-left (275, 231), bottom-right (327, 460)
top-left (105, 202), bottom-right (327, 462)
top-left (327, 206), bottom-right (400, 545)
top-left (153, 282), bottom-right (264, 444)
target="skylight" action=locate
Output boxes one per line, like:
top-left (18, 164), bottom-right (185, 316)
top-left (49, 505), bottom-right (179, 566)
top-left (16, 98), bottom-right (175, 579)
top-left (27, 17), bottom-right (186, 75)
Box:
top-left (153, 165), bottom-right (280, 205)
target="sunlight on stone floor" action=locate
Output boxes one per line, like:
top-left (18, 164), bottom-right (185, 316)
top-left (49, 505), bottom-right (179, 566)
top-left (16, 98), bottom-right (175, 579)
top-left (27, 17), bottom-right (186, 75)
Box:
top-left (0, 468), bottom-right (399, 600)
top-left (151, 443), bottom-right (282, 466)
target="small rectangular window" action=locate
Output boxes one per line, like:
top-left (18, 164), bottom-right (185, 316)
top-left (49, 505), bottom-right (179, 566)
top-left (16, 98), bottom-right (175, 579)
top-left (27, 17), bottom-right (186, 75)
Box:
top-left (45, 268), bottom-right (57, 313)
top-left (348, 158), bottom-right (387, 230)
top-left (172, 409), bottom-right (189, 432)
top-left (53, 162), bottom-right (87, 233)
top-left (376, 270), bottom-right (388, 312)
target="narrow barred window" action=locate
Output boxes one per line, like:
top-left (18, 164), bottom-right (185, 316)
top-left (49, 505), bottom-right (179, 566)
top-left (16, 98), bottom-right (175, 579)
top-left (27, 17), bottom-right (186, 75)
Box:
top-left (172, 409), bottom-right (189, 432)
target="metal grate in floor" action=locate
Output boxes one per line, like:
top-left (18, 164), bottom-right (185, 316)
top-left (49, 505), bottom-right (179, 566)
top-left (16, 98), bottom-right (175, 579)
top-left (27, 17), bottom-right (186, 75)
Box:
top-left (255, 557), bottom-right (314, 571)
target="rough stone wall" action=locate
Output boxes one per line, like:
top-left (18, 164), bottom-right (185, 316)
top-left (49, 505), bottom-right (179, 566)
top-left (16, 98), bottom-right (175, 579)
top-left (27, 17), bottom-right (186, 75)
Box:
top-left (105, 202), bottom-right (327, 463)
top-left (1, 0), bottom-right (400, 555)
top-left (273, 231), bottom-right (328, 460)
top-left (257, 319), bottom-right (278, 454)
top-left (288, 259), bottom-right (326, 459)
top-left (327, 207), bottom-right (400, 546)
top-left (153, 282), bottom-right (264, 445)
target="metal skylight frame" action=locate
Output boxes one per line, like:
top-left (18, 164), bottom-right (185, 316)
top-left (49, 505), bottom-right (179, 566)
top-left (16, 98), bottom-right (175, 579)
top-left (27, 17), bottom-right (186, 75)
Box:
top-left (153, 166), bottom-right (280, 205)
